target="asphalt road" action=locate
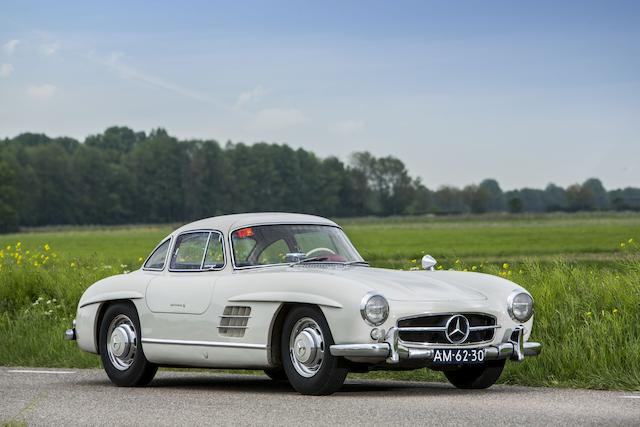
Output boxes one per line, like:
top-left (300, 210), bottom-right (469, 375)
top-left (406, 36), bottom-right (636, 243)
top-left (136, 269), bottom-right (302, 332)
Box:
top-left (0, 367), bottom-right (638, 426)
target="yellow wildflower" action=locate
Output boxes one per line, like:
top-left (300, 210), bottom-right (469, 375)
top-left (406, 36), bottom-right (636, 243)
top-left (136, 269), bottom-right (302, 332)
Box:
top-left (410, 259), bottom-right (417, 263)
top-left (70, 262), bottom-right (76, 268)
top-left (612, 308), bottom-right (619, 314)
top-left (585, 311), bottom-right (592, 317)
top-left (16, 242), bottom-right (21, 248)
top-left (5, 245), bottom-right (10, 251)
top-left (502, 262), bottom-right (509, 269)
top-left (138, 257), bottom-right (143, 262)
top-left (44, 244), bottom-right (50, 252)
top-left (627, 238), bottom-right (633, 244)
top-left (471, 265), bottom-right (477, 271)
top-left (455, 259), bottom-right (461, 264)
top-left (620, 242), bottom-right (625, 247)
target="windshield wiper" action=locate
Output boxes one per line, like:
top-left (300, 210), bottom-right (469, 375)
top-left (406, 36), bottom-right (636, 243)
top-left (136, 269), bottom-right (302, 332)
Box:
top-left (290, 257), bottom-right (370, 267)
top-left (290, 256), bottom-right (330, 266)
top-left (344, 260), bottom-right (370, 266)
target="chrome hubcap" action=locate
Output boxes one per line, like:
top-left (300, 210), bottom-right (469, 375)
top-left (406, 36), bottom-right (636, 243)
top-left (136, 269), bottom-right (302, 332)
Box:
top-left (289, 317), bottom-right (324, 378)
top-left (106, 314), bottom-right (137, 371)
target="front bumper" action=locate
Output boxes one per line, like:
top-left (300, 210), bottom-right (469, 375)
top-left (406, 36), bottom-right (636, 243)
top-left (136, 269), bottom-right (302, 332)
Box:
top-left (330, 326), bottom-right (542, 364)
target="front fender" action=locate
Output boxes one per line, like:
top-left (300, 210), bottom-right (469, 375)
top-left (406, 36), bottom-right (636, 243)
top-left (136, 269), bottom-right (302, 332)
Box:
top-left (79, 290), bottom-right (145, 308)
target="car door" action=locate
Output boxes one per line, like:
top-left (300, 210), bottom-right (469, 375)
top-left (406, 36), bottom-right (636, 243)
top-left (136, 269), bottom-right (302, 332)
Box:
top-left (145, 231), bottom-right (226, 340)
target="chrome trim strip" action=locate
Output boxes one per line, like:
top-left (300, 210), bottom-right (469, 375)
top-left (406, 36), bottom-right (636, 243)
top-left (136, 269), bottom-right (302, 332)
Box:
top-left (330, 343), bottom-right (390, 358)
top-left (397, 325), bottom-right (500, 332)
top-left (398, 326), bottom-right (445, 332)
top-left (200, 232), bottom-right (213, 269)
top-left (397, 312), bottom-right (498, 323)
top-left (216, 325), bottom-right (249, 329)
top-left (470, 325), bottom-right (501, 331)
top-left (141, 338), bottom-right (265, 349)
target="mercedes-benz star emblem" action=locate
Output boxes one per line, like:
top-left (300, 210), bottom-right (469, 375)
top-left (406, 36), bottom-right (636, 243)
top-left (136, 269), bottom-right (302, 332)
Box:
top-left (445, 315), bottom-right (470, 344)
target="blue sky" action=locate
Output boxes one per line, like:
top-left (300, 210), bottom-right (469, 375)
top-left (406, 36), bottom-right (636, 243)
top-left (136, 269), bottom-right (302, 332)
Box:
top-left (1, 0), bottom-right (639, 189)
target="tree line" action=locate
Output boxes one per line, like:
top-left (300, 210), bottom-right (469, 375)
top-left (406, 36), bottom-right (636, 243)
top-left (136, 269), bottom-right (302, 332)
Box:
top-left (0, 126), bottom-right (638, 232)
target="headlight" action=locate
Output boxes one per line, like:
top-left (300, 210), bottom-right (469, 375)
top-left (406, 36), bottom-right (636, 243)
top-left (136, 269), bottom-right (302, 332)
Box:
top-left (360, 293), bottom-right (389, 326)
top-left (508, 291), bottom-right (534, 322)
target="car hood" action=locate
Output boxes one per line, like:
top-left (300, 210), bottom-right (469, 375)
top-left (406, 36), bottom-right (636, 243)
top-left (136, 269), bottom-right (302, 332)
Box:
top-left (290, 265), bottom-right (491, 302)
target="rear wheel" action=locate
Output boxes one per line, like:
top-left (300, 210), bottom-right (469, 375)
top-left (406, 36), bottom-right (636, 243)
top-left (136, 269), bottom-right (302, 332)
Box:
top-left (99, 302), bottom-right (157, 387)
top-left (444, 360), bottom-right (505, 389)
top-left (281, 306), bottom-right (348, 395)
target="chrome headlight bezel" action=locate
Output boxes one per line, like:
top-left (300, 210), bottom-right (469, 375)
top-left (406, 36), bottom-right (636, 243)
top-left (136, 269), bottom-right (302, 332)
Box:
top-left (507, 290), bottom-right (534, 322)
top-left (360, 293), bottom-right (389, 326)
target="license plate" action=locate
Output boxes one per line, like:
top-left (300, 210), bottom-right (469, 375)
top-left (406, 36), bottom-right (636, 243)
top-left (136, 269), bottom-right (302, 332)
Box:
top-left (432, 348), bottom-right (485, 365)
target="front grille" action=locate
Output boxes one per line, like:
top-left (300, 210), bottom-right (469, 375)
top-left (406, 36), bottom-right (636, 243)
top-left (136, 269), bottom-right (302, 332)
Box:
top-left (397, 313), bottom-right (497, 345)
top-left (218, 306), bottom-right (251, 337)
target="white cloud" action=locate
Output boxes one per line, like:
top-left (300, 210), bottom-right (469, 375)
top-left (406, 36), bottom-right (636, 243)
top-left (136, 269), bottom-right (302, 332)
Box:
top-left (328, 119), bottom-right (366, 135)
top-left (27, 83), bottom-right (57, 100)
top-left (3, 39), bottom-right (19, 55)
top-left (254, 108), bottom-right (309, 131)
top-left (233, 85), bottom-right (267, 110)
top-left (41, 42), bottom-right (59, 56)
top-left (92, 51), bottom-right (219, 106)
top-left (0, 63), bottom-right (13, 78)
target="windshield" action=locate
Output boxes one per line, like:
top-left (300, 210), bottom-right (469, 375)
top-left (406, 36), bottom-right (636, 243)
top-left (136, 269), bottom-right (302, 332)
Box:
top-left (231, 224), bottom-right (364, 267)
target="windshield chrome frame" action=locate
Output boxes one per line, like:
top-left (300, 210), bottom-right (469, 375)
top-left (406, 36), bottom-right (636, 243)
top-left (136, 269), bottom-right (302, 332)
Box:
top-left (228, 222), bottom-right (365, 270)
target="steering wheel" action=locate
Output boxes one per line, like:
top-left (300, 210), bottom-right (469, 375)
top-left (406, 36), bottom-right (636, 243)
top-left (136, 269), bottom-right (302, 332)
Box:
top-left (305, 247), bottom-right (336, 257)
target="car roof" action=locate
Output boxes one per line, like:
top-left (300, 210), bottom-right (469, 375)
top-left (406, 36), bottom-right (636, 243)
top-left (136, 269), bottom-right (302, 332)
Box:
top-left (172, 212), bottom-right (339, 236)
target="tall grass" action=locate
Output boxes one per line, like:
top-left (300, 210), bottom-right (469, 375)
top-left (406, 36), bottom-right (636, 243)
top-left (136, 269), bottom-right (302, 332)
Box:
top-left (0, 234), bottom-right (638, 390)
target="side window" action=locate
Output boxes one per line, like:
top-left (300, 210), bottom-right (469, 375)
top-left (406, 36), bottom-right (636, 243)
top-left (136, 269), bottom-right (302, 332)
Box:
top-left (203, 233), bottom-right (225, 269)
top-left (170, 232), bottom-right (209, 270)
top-left (144, 239), bottom-right (171, 270)
top-left (258, 239), bottom-right (289, 265)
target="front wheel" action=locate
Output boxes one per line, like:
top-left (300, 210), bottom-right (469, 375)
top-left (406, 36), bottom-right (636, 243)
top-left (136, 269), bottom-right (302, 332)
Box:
top-left (444, 359), bottom-right (505, 389)
top-left (99, 302), bottom-right (157, 387)
top-left (281, 306), bottom-right (348, 395)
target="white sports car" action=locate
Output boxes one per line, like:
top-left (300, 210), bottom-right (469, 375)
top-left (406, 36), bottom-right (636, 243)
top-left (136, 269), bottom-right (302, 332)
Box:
top-left (66, 213), bottom-right (541, 395)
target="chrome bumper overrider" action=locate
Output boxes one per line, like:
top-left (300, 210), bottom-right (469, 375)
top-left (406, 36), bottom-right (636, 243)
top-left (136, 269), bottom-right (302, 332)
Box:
top-left (330, 326), bottom-right (542, 364)
top-left (64, 319), bottom-right (76, 341)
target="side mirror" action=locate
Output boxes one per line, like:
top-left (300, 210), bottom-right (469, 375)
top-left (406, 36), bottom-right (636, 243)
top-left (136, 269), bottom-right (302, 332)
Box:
top-left (421, 255), bottom-right (437, 271)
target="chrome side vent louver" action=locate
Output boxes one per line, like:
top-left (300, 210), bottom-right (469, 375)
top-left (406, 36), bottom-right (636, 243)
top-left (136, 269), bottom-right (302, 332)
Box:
top-left (218, 306), bottom-right (251, 337)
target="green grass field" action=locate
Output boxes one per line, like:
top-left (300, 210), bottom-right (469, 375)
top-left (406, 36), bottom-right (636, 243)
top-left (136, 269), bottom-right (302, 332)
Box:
top-left (0, 212), bottom-right (639, 390)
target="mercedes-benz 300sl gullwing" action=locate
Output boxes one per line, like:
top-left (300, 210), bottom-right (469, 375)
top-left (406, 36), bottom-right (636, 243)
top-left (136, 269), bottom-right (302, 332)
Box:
top-left (65, 213), bottom-right (541, 395)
